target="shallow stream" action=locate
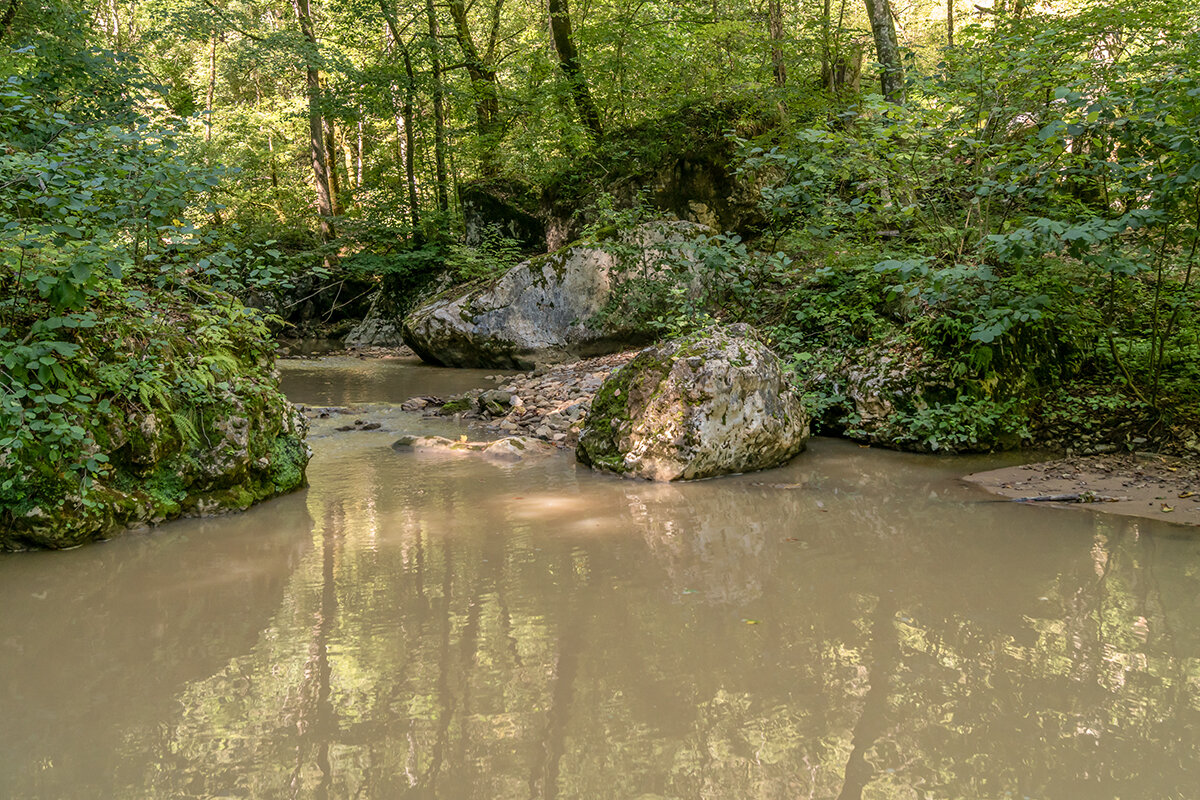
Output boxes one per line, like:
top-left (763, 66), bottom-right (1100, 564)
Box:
top-left (2, 356), bottom-right (1199, 799)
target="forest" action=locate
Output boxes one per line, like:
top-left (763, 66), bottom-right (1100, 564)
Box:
top-left (1, 0), bottom-right (1199, 540)
top-left (7, 2), bottom-right (1200, 796)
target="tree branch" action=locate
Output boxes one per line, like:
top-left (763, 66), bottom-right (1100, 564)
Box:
top-left (203, 0), bottom-right (268, 43)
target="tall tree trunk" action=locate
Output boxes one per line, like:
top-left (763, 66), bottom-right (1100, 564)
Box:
top-left (342, 128), bottom-right (355, 192)
top-left (380, 2), bottom-right (428, 229)
top-left (447, 0), bottom-right (502, 175)
top-left (400, 47), bottom-right (421, 231)
top-left (205, 24), bottom-right (223, 226)
top-left (826, 0), bottom-right (851, 93)
top-left (356, 116), bottom-right (364, 188)
top-left (424, 0), bottom-right (450, 210)
top-left (864, 0), bottom-right (904, 103)
top-left (205, 29), bottom-right (217, 143)
top-left (946, 0), bottom-right (954, 47)
top-left (548, 0), bottom-right (603, 141)
top-left (821, 0), bottom-right (832, 89)
top-left (292, 0), bottom-right (335, 241)
top-left (768, 0), bottom-right (786, 88)
top-left (323, 116), bottom-right (344, 216)
top-left (267, 130), bottom-right (286, 221)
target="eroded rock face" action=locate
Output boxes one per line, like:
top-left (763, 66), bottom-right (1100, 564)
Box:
top-left (798, 335), bottom-right (960, 450)
top-left (345, 292), bottom-right (407, 348)
top-left (576, 325), bottom-right (809, 481)
top-left (401, 221), bottom-right (711, 370)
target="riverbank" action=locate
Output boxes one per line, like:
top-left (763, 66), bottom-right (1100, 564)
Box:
top-left (1, 289), bottom-right (310, 551)
top-left (339, 346), bottom-right (1200, 524)
top-left (966, 453), bottom-right (1200, 527)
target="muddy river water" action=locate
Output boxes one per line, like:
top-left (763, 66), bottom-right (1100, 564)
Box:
top-left (3, 356), bottom-right (1199, 799)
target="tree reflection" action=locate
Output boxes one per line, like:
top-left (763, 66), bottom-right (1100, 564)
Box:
top-left (108, 441), bottom-right (1200, 799)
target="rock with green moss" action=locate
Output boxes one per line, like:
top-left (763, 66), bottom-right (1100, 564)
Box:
top-left (401, 220), bottom-right (712, 369)
top-left (0, 292), bottom-right (312, 551)
top-left (577, 325), bottom-right (809, 481)
top-left (2, 398), bottom-right (308, 551)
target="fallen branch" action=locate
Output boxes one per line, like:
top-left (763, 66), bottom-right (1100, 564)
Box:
top-left (1013, 492), bottom-right (1127, 504)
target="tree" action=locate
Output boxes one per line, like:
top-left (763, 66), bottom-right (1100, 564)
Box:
top-left (292, 0), bottom-right (337, 241)
top-left (863, 0), bottom-right (903, 103)
top-left (424, 0), bottom-right (449, 211)
top-left (446, 0), bottom-right (504, 174)
top-left (548, 0), bottom-right (603, 141)
top-left (768, 0), bottom-right (785, 89)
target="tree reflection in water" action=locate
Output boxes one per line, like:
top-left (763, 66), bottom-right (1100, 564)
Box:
top-left (10, 433), bottom-right (1199, 799)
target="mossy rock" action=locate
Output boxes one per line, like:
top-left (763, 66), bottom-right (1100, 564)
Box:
top-left (577, 324), bottom-right (809, 481)
top-left (0, 300), bottom-right (312, 551)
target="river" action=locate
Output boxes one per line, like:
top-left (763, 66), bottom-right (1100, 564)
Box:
top-left (2, 355), bottom-right (1198, 799)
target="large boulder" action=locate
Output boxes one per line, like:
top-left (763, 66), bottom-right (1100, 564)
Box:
top-left (577, 325), bottom-right (809, 481)
top-left (401, 221), bottom-right (710, 370)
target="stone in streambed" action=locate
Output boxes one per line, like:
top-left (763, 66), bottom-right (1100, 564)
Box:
top-left (577, 325), bottom-right (808, 481)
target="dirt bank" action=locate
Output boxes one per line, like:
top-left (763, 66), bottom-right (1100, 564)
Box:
top-left (965, 453), bottom-right (1200, 527)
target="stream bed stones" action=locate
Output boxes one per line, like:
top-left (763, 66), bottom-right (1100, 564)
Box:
top-left (417, 351), bottom-right (636, 445)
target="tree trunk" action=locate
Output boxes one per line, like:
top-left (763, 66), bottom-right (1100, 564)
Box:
top-left (342, 123), bottom-right (356, 191)
top-left (825, 0), bottom-right (850, 92)
top-left (946, 0), bottom-right (954, 47)
top-left (267, 130), bottom-right (286, 221)
top-left (356, 116), bottom-right (364, 188)
top-left (205, 29), bottom-right (217, 143)
top-left (323, 116), bottom-right (344, 216)
top-left (864, 0), bottom-right (904, 103)
top-left (548, 0), bottom-right (603, 141)
top-left (379, 5), bottom-right (424, 231)
top-left (425, 0), bottom-right (450, 210)
top-left (205, 24), bottom-right (223, 226)
top-left (400, 47), bottom-right (421, 231)
top-left (821, 0), bottom-right (832, 89)
top-left (768, 0), bottom-right (786, 88)
top-left (292, 0), bottom-right (335, 241)
top-left (447, 0), bottom-right (502, 174)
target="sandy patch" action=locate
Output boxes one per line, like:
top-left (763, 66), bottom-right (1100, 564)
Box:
top-left (965, 453), bottom-right (1200, 527)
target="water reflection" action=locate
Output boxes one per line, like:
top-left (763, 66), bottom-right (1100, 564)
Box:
top-left (279, 356), bottom-right (517, 406)
top-left (3, 362), bottom-right (1200, 799)
top-left (0, 495), bottom-right (313, 797)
